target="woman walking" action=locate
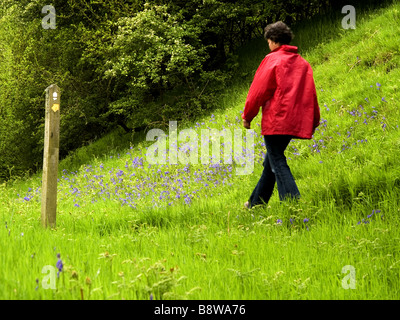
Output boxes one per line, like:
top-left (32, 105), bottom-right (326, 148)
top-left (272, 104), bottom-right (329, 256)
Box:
top-left (242, 21), bottom-right (320, 209)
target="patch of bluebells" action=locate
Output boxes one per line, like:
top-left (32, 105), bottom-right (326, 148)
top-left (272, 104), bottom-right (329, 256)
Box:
top-left (357, 209), bottom-right (382, 225)
top-left (17, 187), bottom-right (40, 203)
top-left (276, 217), bottom-right (310, 230)
top-left (17, 114), bottom-right (261, 210)
top-left (292, 83), bottom-right (390, 158)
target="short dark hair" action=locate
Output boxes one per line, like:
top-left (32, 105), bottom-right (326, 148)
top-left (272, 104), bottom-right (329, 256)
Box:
top-left (264, 21), bottom-right (294, 45)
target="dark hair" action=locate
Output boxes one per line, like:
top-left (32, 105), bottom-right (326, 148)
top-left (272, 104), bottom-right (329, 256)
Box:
top-left (264, 21), bottom-right (294, 45)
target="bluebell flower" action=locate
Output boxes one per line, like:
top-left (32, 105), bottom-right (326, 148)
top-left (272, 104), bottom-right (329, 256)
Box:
top-left (56, 254), bottom-right (63, 278)
top-left (184, 195), bottom-right (191, 205)
top-left (367, 210), bottom-right (375, 219)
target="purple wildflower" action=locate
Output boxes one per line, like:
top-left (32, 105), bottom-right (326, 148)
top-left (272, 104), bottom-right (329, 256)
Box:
top-left (367, 210), bottom-right (375, 219)
top-left (56, 254), bottom-right (63, 278)
top-left (184, 195), bottom-right (191, 205)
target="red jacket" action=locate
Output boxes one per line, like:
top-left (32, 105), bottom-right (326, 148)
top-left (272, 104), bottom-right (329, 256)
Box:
top-left (242, 45), bottom-right (320, 139)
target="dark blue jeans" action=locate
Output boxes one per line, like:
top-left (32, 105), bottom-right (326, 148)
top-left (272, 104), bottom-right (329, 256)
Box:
top-left (249, 135), bottom-right (300, 208)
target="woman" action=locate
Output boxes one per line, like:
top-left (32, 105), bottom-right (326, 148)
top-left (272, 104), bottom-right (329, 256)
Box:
top-left (242, 21), bottom-right (320, 209)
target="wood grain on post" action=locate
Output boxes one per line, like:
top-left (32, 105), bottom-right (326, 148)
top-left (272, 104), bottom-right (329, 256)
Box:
top-left (41, 84), bottom-right (60, 228)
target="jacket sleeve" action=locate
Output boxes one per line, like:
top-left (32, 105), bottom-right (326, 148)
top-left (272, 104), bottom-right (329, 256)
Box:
top-left (310, 71), bottom-right (320, 132)
top-left (242, 56), bottom-right (277, 123)
top-left (313, 93), bottom-right (321, 131)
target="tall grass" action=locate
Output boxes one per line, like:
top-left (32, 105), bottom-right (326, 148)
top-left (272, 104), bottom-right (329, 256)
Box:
top-left (1, 2), bottom-right (400, 300)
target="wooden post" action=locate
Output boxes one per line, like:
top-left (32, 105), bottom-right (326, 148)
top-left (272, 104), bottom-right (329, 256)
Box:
top-left (41, 84), bottom-right (60, 228)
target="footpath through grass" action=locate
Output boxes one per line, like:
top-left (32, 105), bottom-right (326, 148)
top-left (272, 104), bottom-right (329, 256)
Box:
top-left (1, 2), bottom-right (400, 300)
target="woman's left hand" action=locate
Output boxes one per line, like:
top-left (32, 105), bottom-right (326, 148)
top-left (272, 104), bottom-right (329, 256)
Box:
top-left (243, 119), bottom-right (251, 129)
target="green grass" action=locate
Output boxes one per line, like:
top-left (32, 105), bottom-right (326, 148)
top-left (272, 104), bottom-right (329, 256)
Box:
top-left (1, 2), bottom-right (400, 300)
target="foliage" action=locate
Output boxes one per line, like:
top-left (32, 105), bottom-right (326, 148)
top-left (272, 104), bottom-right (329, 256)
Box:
top-left (103, 4), bottom-right (222, 129)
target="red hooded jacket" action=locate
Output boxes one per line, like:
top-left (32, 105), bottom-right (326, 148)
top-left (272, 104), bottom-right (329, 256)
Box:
top-left (242, 45), bottom-right (320, 139)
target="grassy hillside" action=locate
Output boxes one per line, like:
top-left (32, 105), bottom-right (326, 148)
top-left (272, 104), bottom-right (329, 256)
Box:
top-left (1, 2), bottom-right (399, 300)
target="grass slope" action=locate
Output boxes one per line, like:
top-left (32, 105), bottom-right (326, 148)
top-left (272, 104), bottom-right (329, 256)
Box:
top-left (1, 2), bottom-right (400, 300)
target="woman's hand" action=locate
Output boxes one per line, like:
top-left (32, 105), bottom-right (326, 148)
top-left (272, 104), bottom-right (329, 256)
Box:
top-left (243, 119), bottom-right (251, 129)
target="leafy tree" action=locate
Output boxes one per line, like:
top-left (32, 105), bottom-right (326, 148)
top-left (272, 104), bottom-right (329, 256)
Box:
top-left (103, 4), bottom-right (224, 129)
